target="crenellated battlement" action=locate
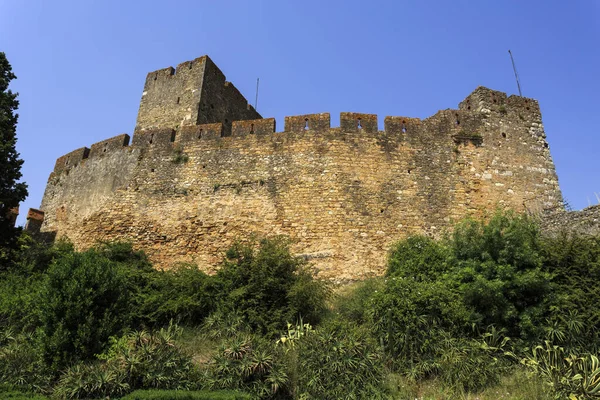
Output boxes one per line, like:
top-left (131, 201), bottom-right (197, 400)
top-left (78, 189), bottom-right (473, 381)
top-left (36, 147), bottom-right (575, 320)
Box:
top-left (51, 86), bottom-right (546, 176)
top-left (37, 55), bottom-right (563, 281)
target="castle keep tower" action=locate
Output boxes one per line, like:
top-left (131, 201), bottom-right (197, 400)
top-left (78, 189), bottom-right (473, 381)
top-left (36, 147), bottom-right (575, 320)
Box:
top-left (33, 56), bottom-right (563, 281)
top-left (135, 55), bottom-right (261, 135)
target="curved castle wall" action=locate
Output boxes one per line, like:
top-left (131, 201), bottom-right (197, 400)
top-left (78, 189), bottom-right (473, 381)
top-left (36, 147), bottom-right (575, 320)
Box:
top-left (36, 57), bottom-right (563, 281)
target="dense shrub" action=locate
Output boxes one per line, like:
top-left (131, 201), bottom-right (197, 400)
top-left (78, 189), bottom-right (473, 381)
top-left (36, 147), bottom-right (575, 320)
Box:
top-left (522, 341), bottom-right (600, 399)
top-left (387, 235), bottom-right (452, 280)
top-left (295, 321), bottom-right (387, 399)
top-left (541, 232), bottom-right (600, 347)
top-left (0, 236), bottom-right (72, 330)
top-left (202, 334), bottom-right (289, 399)
top-left (333, 278), bottom-right (384, 325)
top-left (53, 324), bottom-right (197, 399)
top-left (38, 247), bottom-right (134, 370)
top-left (215, 237), bottom-right (329, 335)
top-left (0, 329), bottom-right (49, 393)
top-left (139, 264), bottom-right (217, 327)
top-left (451, 212), bottom-right (552, 339)
top-left (370, 274), bottom-right (471, 369)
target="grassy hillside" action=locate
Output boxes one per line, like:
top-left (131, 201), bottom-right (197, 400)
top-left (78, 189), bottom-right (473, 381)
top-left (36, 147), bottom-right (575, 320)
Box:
top-left (1, 211), bottom-right (600, 399)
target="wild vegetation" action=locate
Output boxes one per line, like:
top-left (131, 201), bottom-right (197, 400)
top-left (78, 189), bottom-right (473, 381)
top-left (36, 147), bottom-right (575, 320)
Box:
top-left (1, 211), bottom-right (600, 399)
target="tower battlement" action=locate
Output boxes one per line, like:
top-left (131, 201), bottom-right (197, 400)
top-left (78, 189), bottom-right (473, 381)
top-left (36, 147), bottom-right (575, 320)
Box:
top-left (135, 55), bottom-right (260, 136)
top-left (33, 55), bottom-right (563, 281)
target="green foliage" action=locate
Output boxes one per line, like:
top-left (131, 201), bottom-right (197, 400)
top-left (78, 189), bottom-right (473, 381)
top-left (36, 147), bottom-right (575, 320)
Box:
top-left (53, 324), bottom-right (197, 399)
top-left (450, 212), bottom-right (552, 339)
top-left (387, 235), bottom-right (451, 280)
top-left (38, 247), bottom-right (133, 370)
top-left (522, 342), bottom-right (600, 399)
top-left (121, 390), bottom-right (251, 399)
top-left (370, 275), bottom-right (471, 370)
top-left (0, 52), bottom-right (28, 259)
top-left (215, 237), bottom-right (329, 336)
top-left (333, 278), bottom-right (384, 325)
top-left (139, 263), bottom-right (216, 326)
top-left (202, 334), bottom-right (289, 399)
top-left (541, 232), bottom-right (600, 346)
top-left (295, 321), bottom-right (387, 399)
top-left (0, 391), bottom-right (49, 399)
top-left (434, 327), bottom-right (514, 393)
top-left (0, 328), bottom-right (50, 393)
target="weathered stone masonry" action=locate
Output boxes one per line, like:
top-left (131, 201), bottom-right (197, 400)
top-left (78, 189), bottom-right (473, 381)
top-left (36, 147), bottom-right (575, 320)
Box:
top-left (33, 55), bottom-right (564, 281)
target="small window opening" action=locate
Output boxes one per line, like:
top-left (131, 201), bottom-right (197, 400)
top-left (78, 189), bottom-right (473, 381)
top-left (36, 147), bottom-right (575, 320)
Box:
top-left (455, 114), bottom-right (460, 126)
top-left (380, 209), bottom-right (384, 213)
top-left (202, 165), bottom-right (206, 169)
top-left (304, 118), bottom-right (309, 130)
top-left (468, 106), bottom-right (471, 110)
top-left (149, 134), bottom-right (154, 144)
top-left (151, 168), bottom-right (155, 172)
top-left (189, 62), bottom-right (193, 69)
top-left (493, 98), bottom-right (497, 104)
top-left (357, 118), bottom-right (363, 129)
top-left (501, 132), bottom-right (507, 138)
top-left (176, 97), bottom-right (180, 104)
top-left (198, 129), bottom-right (203, 139)
top-left (153, 74), bottom-right (158, 81)
top-left (402, 122), bottom-right (407, 133)
top-left (250, 123), bottom-right (255, 134)
top-left (526, 106), bottom-right (530, 111)
top-left (210, 104), bottom-right (214, 109)
top-left (103, 145), bottom-right (107, 153)
top-left (66, 158), bottom-right (70, 166)
top-left (170, 131), bottom-right (176, 142)
top-left (408, 169), bottom-right (411, 174)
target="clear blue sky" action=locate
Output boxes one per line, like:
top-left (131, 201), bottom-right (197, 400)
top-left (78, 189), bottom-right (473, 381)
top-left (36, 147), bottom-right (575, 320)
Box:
top-left (1, 0), bottom-right (599, 225)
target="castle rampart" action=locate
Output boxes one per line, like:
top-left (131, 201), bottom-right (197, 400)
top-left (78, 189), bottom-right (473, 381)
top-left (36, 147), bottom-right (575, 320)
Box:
top-left (34, 56), bottom-right (563, 281)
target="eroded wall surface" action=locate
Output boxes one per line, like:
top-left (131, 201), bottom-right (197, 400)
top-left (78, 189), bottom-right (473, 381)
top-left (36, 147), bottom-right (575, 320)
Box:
top-left (39, 86), bottom-right (563, 281)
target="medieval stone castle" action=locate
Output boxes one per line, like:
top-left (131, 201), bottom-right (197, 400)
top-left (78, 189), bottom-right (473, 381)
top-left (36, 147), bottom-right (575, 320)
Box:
top-left (25, 55), bottom-right (565, 281)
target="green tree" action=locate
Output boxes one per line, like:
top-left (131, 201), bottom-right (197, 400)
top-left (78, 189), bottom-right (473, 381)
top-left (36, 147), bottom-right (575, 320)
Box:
top-left (38, 248), bottom-right (133, 371)
top-left (0, 52), bottom-right (27, 255)
top-left (215, 237), bottom-right (329, 336)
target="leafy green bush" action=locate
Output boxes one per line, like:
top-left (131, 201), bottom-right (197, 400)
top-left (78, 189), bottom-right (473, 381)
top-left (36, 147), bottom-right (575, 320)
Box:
top-left (387, 235), bottom-right (451, 280)
top-left (53, 324), bottom-right (197, 399)
top-left (139, 264), bottom-right (217, 327)
top-left (542, 232), bottom-right (600, 347)
top-left (370, 275), bottom-right (471, 370)
top-left (451, 212), bottom-right (552, 339)
top-left (215, 237), bottom-right (329, 336)
top-left (333, 278), bottom-right (384, 325)
top-left (435, 327), bottom-right (514, 393)
top-left (0, 328), bottom-right (49, 393)
top-left (522, 341), bottom-right (600, 399)
top-left (295, 321), bottom-right (387, 399)
top-left (38, 247), bottom-right (134, 370)
top-left (202, 334), bottom-right (289, 399)
top-left (120, 389), bottom-right (251, 399)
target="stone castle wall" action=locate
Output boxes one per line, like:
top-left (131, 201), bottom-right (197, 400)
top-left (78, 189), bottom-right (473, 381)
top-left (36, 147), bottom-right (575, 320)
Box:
top-left (36, 59), bottom-right (563, 281)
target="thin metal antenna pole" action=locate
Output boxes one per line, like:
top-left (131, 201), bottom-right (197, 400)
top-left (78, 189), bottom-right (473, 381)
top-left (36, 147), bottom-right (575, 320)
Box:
top-left (508, 50), bottom-right (522, 96)
top-left (255, 78), bottom-right (259, 110)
